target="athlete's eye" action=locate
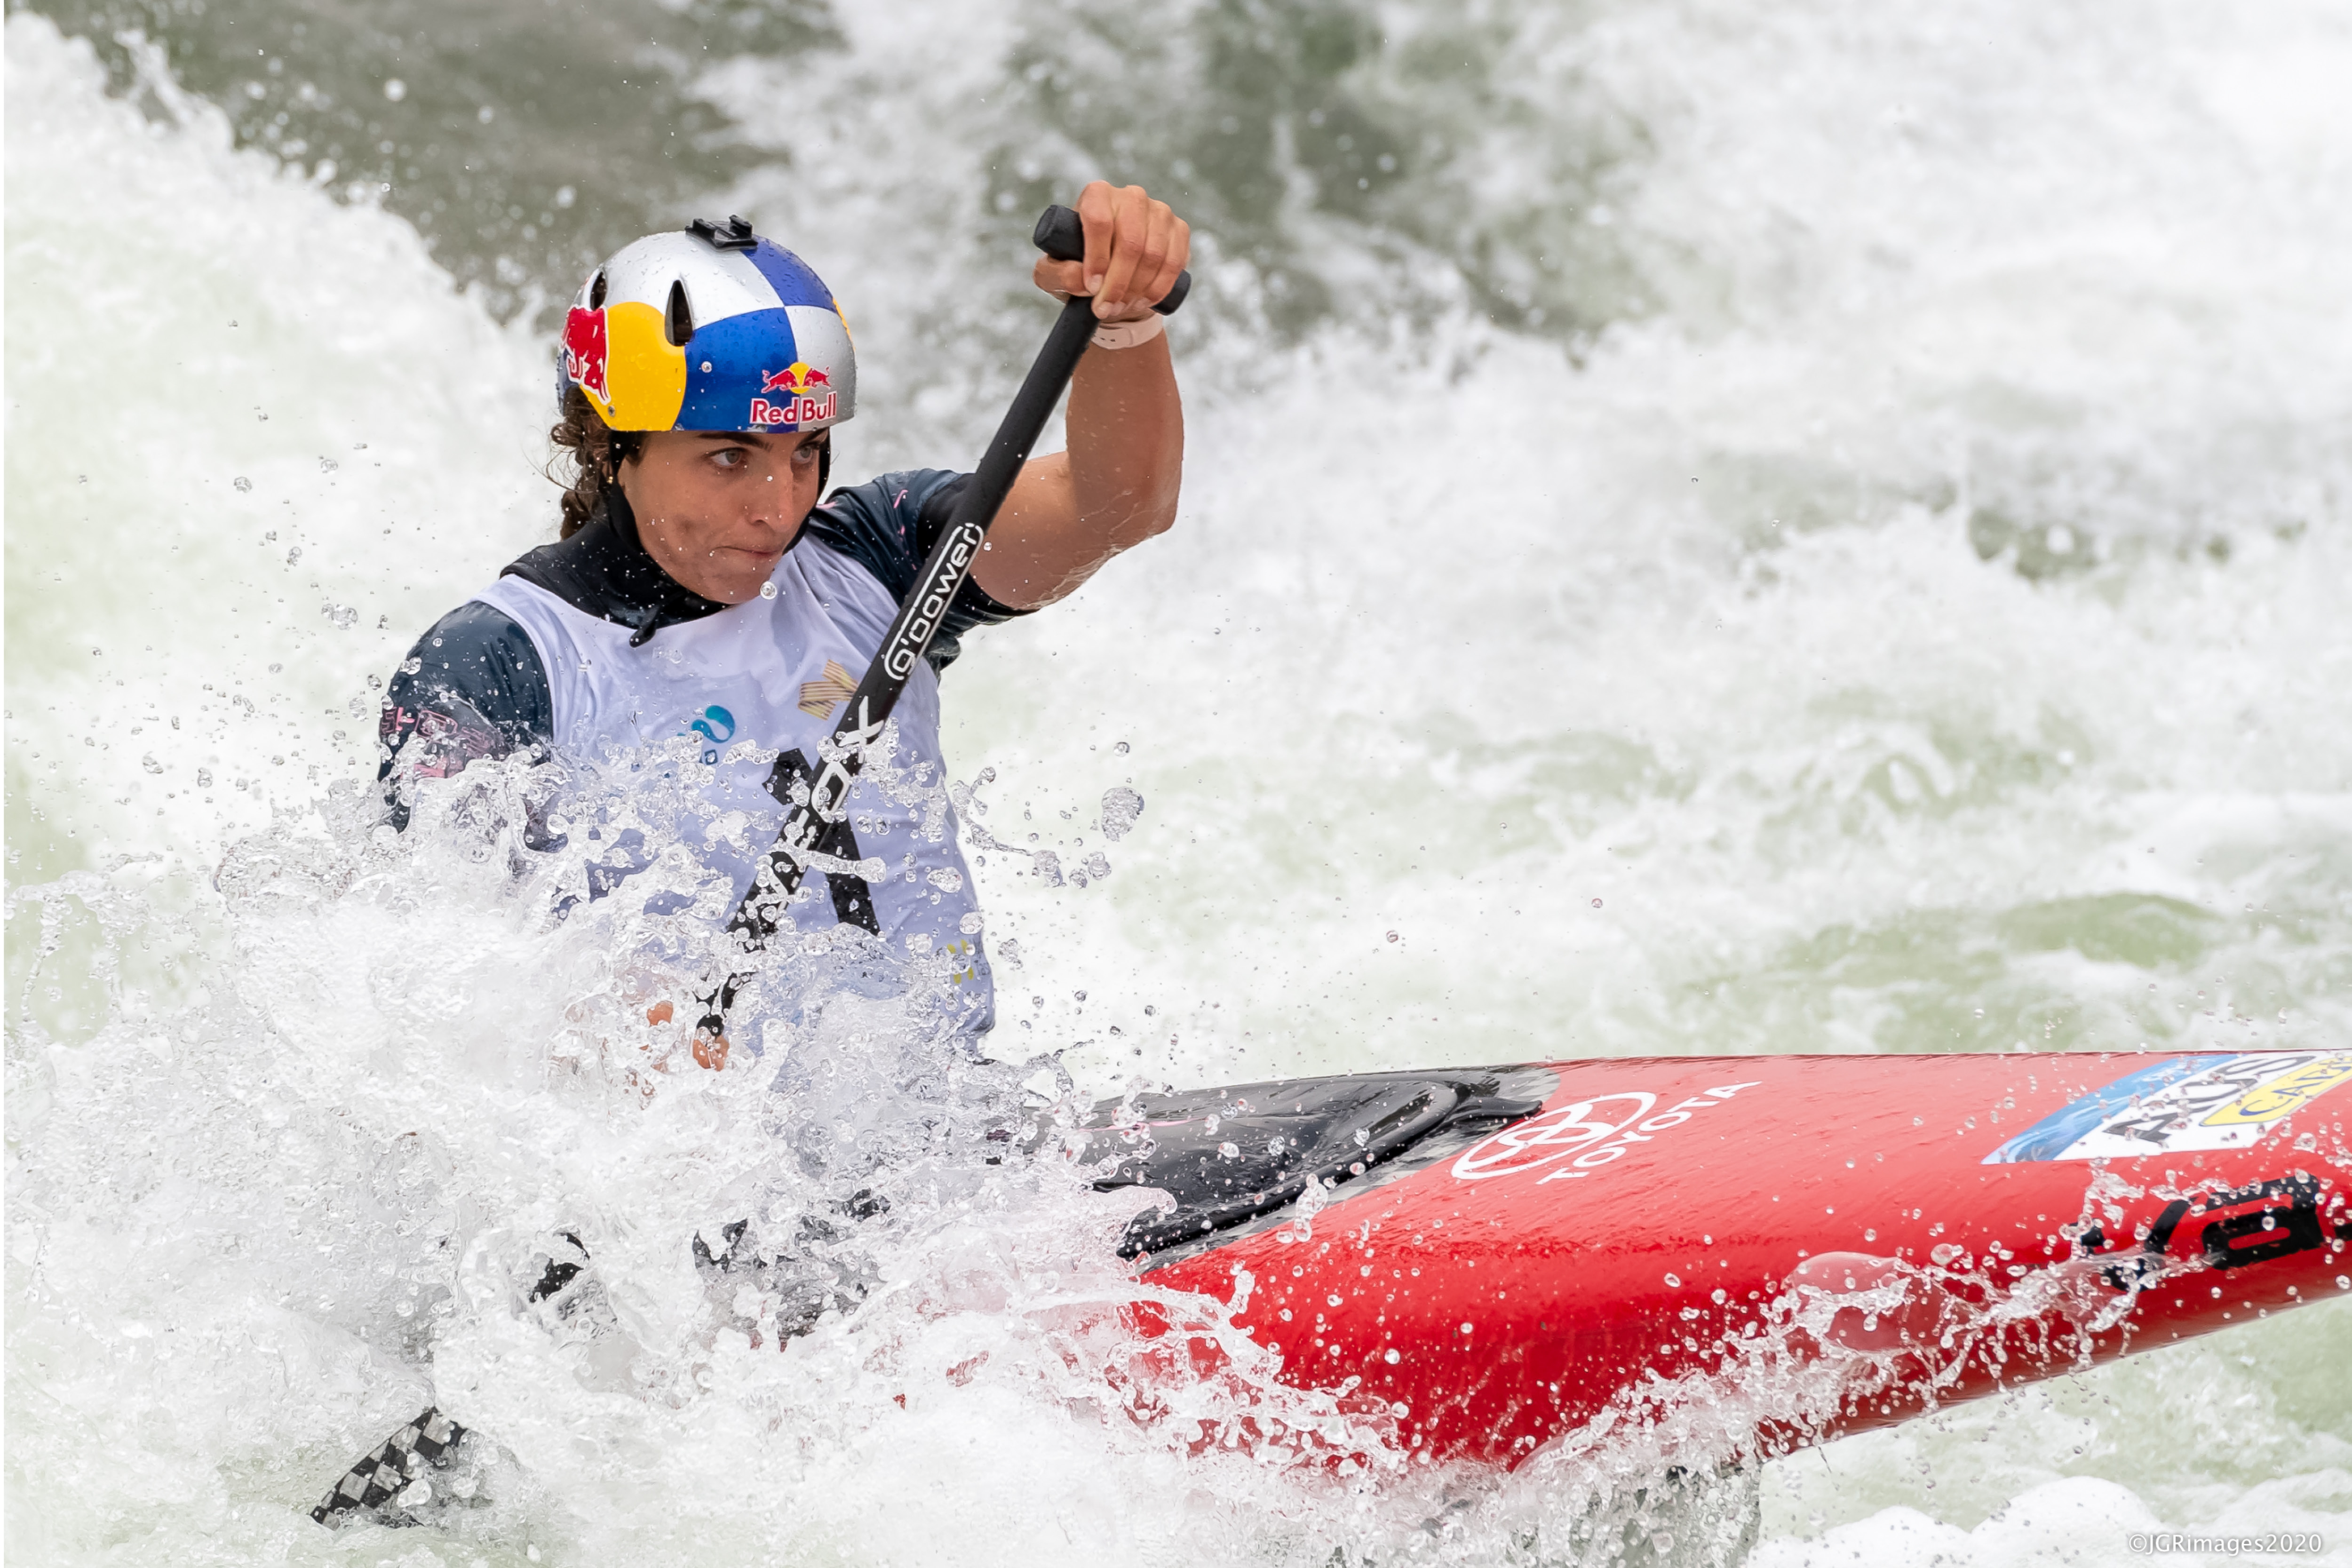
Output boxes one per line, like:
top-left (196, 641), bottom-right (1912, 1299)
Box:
top-left (792, 441), bottom-right (822, 467)
top-left (708, 447), bottom-right (748, 470)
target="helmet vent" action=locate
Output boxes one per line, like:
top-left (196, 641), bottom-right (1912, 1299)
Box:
top-left (588, 270), bottom-right (608, 310)
top-left (665, 280), bottom-right (695, 347)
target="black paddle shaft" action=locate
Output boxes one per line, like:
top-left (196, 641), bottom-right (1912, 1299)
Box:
top-left (696, 207), bottom-right (1191, 1038)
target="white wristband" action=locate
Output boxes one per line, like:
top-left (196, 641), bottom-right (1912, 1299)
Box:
top-left (1089, 312), bottom-right (1166, 351)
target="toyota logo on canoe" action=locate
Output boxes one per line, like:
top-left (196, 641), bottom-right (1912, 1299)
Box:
top-left (1453, 1093), bottom-right (1656, 1179)
top-left (1452, 1082), bottom-right (1764, 1182)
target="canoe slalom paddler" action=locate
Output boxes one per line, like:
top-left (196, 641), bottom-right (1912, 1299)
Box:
top-left (376, 183), bottom-right (1189, 1050)
top-left (322, 191), bottom-right (1196, 1528)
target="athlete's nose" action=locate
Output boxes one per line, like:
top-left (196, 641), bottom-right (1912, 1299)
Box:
top-left (747, 490), bottom-right (793, 545)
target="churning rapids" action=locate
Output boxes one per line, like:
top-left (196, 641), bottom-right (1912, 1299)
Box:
top-left (8, 1), bottom-right (2352, 1563)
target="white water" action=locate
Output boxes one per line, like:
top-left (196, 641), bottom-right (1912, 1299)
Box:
top-left (9, 4), bottom-right (2352, 1563)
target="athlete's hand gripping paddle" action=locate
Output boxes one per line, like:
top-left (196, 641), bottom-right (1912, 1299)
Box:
top-left (690, 207), bottom-right (1191, 1047)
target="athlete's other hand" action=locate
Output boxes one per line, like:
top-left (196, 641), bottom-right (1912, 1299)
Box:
top-left (1033, 181), bottom-right (1190, 322)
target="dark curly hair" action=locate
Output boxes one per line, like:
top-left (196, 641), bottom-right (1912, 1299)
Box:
top-left (547, 386), bottom-right (644, 539)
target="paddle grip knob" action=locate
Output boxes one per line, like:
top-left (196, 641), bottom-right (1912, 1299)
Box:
top-left (1032, 205), bottom-right (1192, 316)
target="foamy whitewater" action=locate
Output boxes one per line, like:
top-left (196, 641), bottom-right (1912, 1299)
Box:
top-left (8, 2), bottom-right (2352, 1563)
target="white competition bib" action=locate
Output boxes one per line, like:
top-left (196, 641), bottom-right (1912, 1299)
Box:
top-left (473, 540), bottom-right (993, 1032)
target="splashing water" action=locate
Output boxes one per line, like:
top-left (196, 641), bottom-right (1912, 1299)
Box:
top-left (10, 0), bottom-right (2352, 1563)
top-left (1100, 785), bottom-right (1145, 844)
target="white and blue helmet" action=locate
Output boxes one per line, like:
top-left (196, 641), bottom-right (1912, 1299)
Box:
top-left (559, 215), bottom-right (857, 435)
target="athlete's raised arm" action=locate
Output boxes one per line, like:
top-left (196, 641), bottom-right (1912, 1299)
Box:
top-left (969, 180), bottom-right (1188, 610)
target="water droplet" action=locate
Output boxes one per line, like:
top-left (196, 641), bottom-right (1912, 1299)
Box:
top-left (1664, 1273), bottom-right (1681, 1287)
top-left (1386, 930), bottom-right (1399, 942)
top-left (1114, 740), bottom-right (1130, 754)
top-left (1590, 897), bottom-right (1603, 908)
top-left (759, 581), bottom-right (777, 600)
top-left (232, 476), bottom-right (252, 493)
top-left (1383, 1349), bottom-right (1400, 1364)
top-left (1100, 785), bottom-right (1144, 842)
top-left (958, 911), bottom-right (983, 934)
top-left (382, 77), bottom-right (406, 101)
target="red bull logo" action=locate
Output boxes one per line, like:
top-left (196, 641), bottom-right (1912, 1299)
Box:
top-left (749, 361), bottom-right (836, 428)
top-left (562, 307), bottom-right (610, 402)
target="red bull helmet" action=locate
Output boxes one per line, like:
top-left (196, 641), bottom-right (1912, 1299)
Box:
top-left (559, 215), bottom-right (856, 434)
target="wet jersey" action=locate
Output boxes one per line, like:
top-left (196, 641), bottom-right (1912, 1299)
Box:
top-left (379, 470), bottom-right (1024, 1034)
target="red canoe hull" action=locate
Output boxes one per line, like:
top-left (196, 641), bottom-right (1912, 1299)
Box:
top-left (1140, 1049), bottom-right (2352, 1468)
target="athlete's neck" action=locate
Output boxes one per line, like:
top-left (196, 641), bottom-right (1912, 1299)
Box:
top-left (501, 485), bottom-right (733, 645)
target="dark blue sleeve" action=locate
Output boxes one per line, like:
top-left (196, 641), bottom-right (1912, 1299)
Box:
top-left (377, 601), bottom-right (554, 828)
top-left (798, 468), bottom-right (1034, 671)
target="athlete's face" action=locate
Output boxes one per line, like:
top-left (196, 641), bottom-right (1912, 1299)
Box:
top-left (620, 429), bottom-right (827, 604)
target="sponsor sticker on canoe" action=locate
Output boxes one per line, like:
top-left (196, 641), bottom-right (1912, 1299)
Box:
top-left (1453, 1082), bottom-right (1762, 1184)
top-left (1983, 1051), bottom-right (2352, 1164)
